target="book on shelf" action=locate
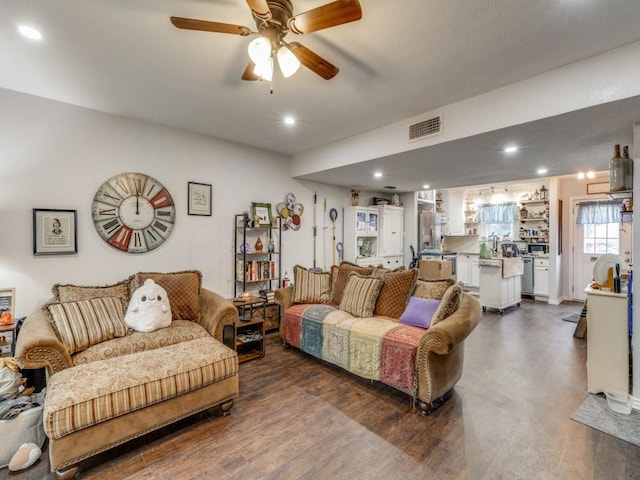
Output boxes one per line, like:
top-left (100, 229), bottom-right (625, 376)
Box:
top-left (236, 260), bottom-right (277, 282)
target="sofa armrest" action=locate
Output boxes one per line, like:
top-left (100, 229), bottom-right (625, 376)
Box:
top-left (274, 285), bottom-right (294, 311)
top-left (15, 307), bottom-right (73, 374)
top-left (419, 293), bottom-right (482, 355)
top-left (197, 288), bottom-right (238, 342)
top-left (415, 293), bottom-right (482, 405)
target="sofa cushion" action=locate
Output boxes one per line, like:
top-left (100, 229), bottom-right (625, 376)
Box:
top-left (72, 320), bottom-right (211, 365)
top-left (292, 265), bottom-right (331, 304)
top-left (44, 336), bottom-right (237, 440)
top-left (339, 273), bottom-right (383, 318)
top-left (374, 269), bottom-right (418, 319)
top-left (412, 277), bottom-right (455, 300)
top-left (431, 284), bottom-right (463, 326)
top-left (134, 271), bottom-right (201, 321)
top-left (330, 262), bottom-right (375, 305)
top-left (399, 296), bottom-right (440, 329)
top-left (52, 277), bottom-right (133, 305)
top-left (47, 297), bottom-right (128, 355)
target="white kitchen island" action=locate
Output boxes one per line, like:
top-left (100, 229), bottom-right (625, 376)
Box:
top-left (478, 257), bottom-right (524, 314)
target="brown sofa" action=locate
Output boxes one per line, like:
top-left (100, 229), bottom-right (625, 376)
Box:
top-left (15, 271), bottom-right (239, 480)
top-left (275, 263), bottom-right (482, 414)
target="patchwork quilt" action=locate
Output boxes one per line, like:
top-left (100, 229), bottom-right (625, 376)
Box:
top-left (283, 304), bottom-right (426, 395)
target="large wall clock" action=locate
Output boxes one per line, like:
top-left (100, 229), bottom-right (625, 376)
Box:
top-left (92, 172), bottom-right (175, 253)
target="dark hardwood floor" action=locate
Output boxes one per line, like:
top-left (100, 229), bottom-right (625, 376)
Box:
top-left (4, 299), bottom-right (639, 479)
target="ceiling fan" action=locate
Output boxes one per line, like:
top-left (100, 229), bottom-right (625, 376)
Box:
top-left (170, 0), bottom-right (362, 82)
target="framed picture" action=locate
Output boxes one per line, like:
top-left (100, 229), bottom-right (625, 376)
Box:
top-left (188, 182), bottom-right (212, 216)
top-left (0, 288), bottom-right (15, 326)
top-left (587, 182), bottom-right (610, 194)
top-left (33, 208), bottom-right (78, 255)
top-left (251, 202), bottom-right (273, 227)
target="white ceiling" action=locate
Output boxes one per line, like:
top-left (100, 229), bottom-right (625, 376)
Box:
top-left (3, 0), bottom-right (640, 192)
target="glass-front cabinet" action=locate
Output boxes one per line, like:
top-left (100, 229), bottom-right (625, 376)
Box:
top-left (344, 207), bottom-right (380, 265)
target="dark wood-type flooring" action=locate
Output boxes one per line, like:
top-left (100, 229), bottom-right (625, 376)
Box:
top-left (4, 299), bottom-right (639, 479)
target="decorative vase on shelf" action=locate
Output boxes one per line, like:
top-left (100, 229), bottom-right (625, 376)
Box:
top-left (622, 145), bottom-right (634, 191)
top-left (254, 237), bottom-right (263, 253)
top-left (609, 144), bottom-right (633, 192)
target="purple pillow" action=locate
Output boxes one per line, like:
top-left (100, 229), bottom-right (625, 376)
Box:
top-left (398, 296), bottom-right (440, 329)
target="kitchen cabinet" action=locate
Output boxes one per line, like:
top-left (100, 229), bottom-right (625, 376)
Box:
top-left (457, 253), bottom-right (479, 289)
top-left (584, 286), bottom-right (629, 394)
top-left (344, 206), bottom-right (380, 266)
top-left (447, 192), bottom-right (465, 235)
top-left (534, 258), bottom-right (549, 297)
top-left (379, 206), bottom-right (404, 262)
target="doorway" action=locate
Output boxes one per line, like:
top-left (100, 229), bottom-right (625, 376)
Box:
top-left (571, 198), bottom-right (631, 301)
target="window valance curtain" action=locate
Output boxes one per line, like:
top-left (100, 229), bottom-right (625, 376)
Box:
top-left (478, 202), bottom-right (518, 223)
top-left (576, 200), bottom-right (622, 224)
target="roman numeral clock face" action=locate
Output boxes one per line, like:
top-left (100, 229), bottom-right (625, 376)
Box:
top-left (92, 173), bottom-right (175, 253)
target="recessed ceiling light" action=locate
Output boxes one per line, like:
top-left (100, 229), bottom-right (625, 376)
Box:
top-left (537, 168), bottom-right (548, 174)
top-left (283, 115), bottom-right (295, 125)
top-left (18, 25), bottom-right (42, 40)
top-left (374, 171), bottom-right (383, 178)
top-left (586, 171), bottom-right (596, 179)
top-left (577, 172), bottom-right (585, 180)
top-left (504, 145), bottom-right (518, 154)
top-left (422, 184), bottom-right (430, 189)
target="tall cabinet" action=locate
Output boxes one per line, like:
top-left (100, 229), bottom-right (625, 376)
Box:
top-left (343, 206), bottom-right (404, 267)
top-left (378, 206), bottom-right (404, 268)
top-left (343, 207), bottom-right (380, 266)
top-left (233, 214), bottom-right (282, 332)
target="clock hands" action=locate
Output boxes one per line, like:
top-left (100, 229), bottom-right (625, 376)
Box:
top-left (136, 194), bottom-right (140, 215)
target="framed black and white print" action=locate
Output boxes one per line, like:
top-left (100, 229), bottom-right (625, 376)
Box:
top-left (188, 182), bottom-right (212, 216)
top-left (33, 208), bottom-right (78, 255)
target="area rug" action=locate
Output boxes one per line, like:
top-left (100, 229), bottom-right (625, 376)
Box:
top-left (571, 394), bottom-right (640, 446)
top-left (561, 313), bottom-right (580, 323)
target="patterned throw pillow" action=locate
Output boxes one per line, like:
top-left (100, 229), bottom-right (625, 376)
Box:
top-left (47, 297), bottom-right (128, 355)
top-left (412, 277), bottom-right (455, 300)
top-left (330, 262), bottom-right (375, 305)
top-left (292, 265), bottom-right (332, 304)
top-left (374, 268), bottom-right (418, 318)
top-left (399, 296), bottom-right (441, 329)
top-left (431, 284), bottom-right (463, 326)
top-left (52, 277), bottom-right (133, 305)
top-left (339, 273), bottom-right (383, 318)
top-left (134, 271), bottom-right (202, 321)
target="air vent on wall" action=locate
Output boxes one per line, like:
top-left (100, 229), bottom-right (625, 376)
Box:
top-left (408, 114), bottom-right (442, 142)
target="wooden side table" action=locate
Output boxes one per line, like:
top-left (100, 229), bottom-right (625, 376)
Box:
top-left (230, 296), bottom-right (266, 363)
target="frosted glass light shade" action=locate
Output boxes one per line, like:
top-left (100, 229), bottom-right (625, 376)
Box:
top-left (253, 56), bottom-right (273, 81)
top-left (248, 37), bottom-right (271, 65)
top-left (277, 46), bottom-right (300, 78)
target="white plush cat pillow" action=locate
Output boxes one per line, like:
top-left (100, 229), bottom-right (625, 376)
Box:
top-left (125, 279), bottom-right (172, 332)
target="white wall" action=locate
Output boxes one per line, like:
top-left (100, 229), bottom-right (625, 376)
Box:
top-left (0, 89), bottom-right (348, 318)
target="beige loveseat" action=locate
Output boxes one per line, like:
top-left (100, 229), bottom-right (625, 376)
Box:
top-left (15, 271), bottom-right (239, 480)
top-left (275, 263), bottom-right (482, 415)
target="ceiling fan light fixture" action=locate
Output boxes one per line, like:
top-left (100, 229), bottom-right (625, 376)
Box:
top-left (277, 45), bottom-right (300, 78)
top-left (253, 55), bottom-right (273, 81)
top-left (248, 36), bottom-right (272, 65)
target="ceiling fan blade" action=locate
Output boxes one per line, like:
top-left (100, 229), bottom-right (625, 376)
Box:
top-left (288, 0), bottom-right (362, 35)
top-left (170, 17), bottom-right (251, 36)
top-left (242, 61), bottom-right (259, 81)
top-left (245, 0), bottom-right (272, 20)
top-left (289, 42), bottom-right (339, 80)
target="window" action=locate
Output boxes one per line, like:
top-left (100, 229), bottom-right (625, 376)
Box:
top-left (582, 223), bottom-right (619, 254)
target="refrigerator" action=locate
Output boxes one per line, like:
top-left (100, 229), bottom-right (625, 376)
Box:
top-left (418, 211), bottom-right (442, 250)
